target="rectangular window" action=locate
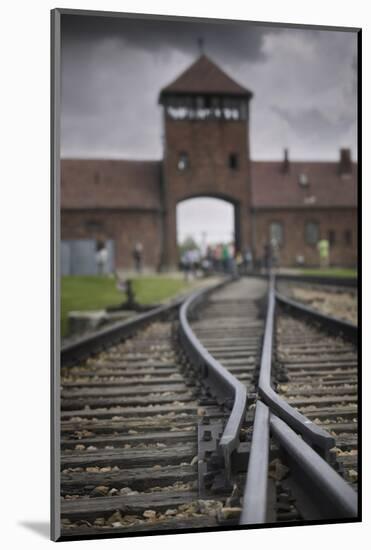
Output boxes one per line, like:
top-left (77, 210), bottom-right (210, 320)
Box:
top-left (328, 230), bottom-right (336, 246)
top-left (269, 222), bottom-right (284, 246)
top-left (195, 96), bottom-right (204, 109)
top-left (177, 152), bottom-right (189, 171)
top-left (344, 229), bottom-right (352, 246)
top-left (305, 222), bottom-right (319, 245)
top-left (86, 220), bottom-right (103, 233)
top-left (229, 153), bottom-right (239, 170)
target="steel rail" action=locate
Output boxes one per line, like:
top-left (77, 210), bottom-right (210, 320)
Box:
top-left (270, 413), bottom-right (358, 518)
top-left (179, 279), bottom-right (248, 479)
top-left (275, 273), bottom-right (357, 289)
top-left (61, 296), bottom-right (185, 367)
top-left (258, 275), bottom-right (336, 458)
top-left (276, 291), bottom-right (358, 344)
top-left (240, 405), bottom-right (358, 524)
top-left (241, 275), bottom-right (357, 523)
top-left (239, 401), bottom-right (270, 525)
top-left (249, 272), bottom-right (357, 289)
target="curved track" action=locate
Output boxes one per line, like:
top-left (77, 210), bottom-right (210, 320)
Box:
top-left (56, 275), bottom-right (359, 540)
top-left (60, 313), bottom-right (234, 536)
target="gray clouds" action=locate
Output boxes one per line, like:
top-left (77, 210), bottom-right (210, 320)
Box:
top-left (248, 28), bottom-right (357, 159)
top-left (61, 13), bottom-right (358, 161)
top-left (61, 14), bottom-right (268, 62)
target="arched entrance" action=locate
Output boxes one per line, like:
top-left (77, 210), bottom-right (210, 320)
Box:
top-left (173, 195), bottom-right (242, 269)
top-left (161, 190), bottom-right (247, 270)
top-left (177, 196), bottom-right (240, 255)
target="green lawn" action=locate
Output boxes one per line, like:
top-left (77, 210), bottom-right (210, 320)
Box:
top-left (298, 268), bottom-right (357, 278)
top-left (61, 275), bottom-right (189, 337)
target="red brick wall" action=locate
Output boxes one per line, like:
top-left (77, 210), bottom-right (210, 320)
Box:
top-left (253, 208), bottom-right (357, 267)
top-left (162, 116), bottom-right (252, 267)
top-left (61, 209), bottom-right (163, 271)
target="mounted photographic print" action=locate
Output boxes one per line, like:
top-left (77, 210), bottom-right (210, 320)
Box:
top-left (51, 8), bottom-right (360, 541)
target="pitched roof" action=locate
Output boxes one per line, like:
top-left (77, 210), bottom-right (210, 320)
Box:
top-left (251, 161), bottom-right (358, 209)
top-left (61, 158), bottom-right (358, 211)
top-left (159, 54), bottom-right (252, 99)
top-left (61, 159), bottom-right (161, 210)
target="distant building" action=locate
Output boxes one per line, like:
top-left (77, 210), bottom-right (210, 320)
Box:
top-left (61, 54), bottom-right (357, 274)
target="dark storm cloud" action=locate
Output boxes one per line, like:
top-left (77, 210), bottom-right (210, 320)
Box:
top-left (61, 13), bottom-right (268, 63)
top-left (60, 13), bottom-right (357, 160)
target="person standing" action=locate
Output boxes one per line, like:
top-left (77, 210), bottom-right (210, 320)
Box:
top-left (244, 247), bottom-right (252, 274)
top-left (222, 243), bottom-right (230, 273)
top-left (228, 242), bottom-right (235, 273)
top-left (270, 238), bottom-right (280, 271)
top-left (181, 249), bottom-right (192, 281)
top-left (96, 241), bottom-right (109, 275)
top-left (317, 239), bottom-right (329, 268)
top-left (133, 242), bottom-right (143, 273)
top-left (214, 244), bottom-right (222, 272)
top-left (235, 250), bottom-right (243, 276)
top-left (263, 242), bottom-right (272, 273)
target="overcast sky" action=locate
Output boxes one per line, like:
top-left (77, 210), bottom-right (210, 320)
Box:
top-left (176, 198), bottom-right (234, 246)
top-left (60, 13), bottom-right (358, 244)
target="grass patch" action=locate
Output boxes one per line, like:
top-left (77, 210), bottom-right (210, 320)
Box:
top-left (298, 268), bottom-right (357, 278)
top-left (61, 275), bottom-right (188, 337)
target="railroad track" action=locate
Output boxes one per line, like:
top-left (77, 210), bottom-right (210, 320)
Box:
top-left (60, 304), bottom-right (231, 536)
top-left (276, 278), bottom-right (357, 326)
top-left (55, 276), bottom-right (359, 540)
top-left (274, 312), bottom-right (358, 488)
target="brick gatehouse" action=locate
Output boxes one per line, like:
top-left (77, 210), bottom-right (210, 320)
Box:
top-left (61, 55), bottom-right (358, 274)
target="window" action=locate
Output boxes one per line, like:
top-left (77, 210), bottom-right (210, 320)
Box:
top-left (328, 230), bottom-right (336, 246)
top-left (298, 173), bottom-right (309, 187)
top-left (269, 222), bottom-right (284, 246)
top-left (86, 220), bottom-right (103, 233)
top-left (229, 153), bottom-right (239, 170)
top-left (195, 96), bottom-right (204, 109)
top-left (177, 152), bottom-right (189, 171)
top-left (305, 222), bottom-right (319, 245)
top-left (344, 229), bottom-right (352, 246)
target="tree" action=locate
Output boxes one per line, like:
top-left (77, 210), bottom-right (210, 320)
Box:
top-left (178, 236), bottom-right (200, 257)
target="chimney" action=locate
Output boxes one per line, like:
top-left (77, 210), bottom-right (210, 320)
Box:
top-left (339, 148), bottom-right (352, 175)
top-left (282, 148), bottom-right (289, 173)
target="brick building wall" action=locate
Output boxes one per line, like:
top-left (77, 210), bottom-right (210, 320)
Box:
top-left (60, 56), bottom-right (358, 271)
top-left (162, 118), bottom-right (251, 267)
top-left (253, 208), bottom-right (357, 267)
top-left (61, 209), bottom-right (163, 271)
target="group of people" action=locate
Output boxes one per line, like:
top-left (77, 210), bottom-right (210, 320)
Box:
top-left (180, 243), bottom-right (253, 280)
top-left (96, 236), bottom-right (331, 277)
top-left (95, 241), bottom-right (144, 275)
top-left (257, 237), bottom-right (330, 271)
